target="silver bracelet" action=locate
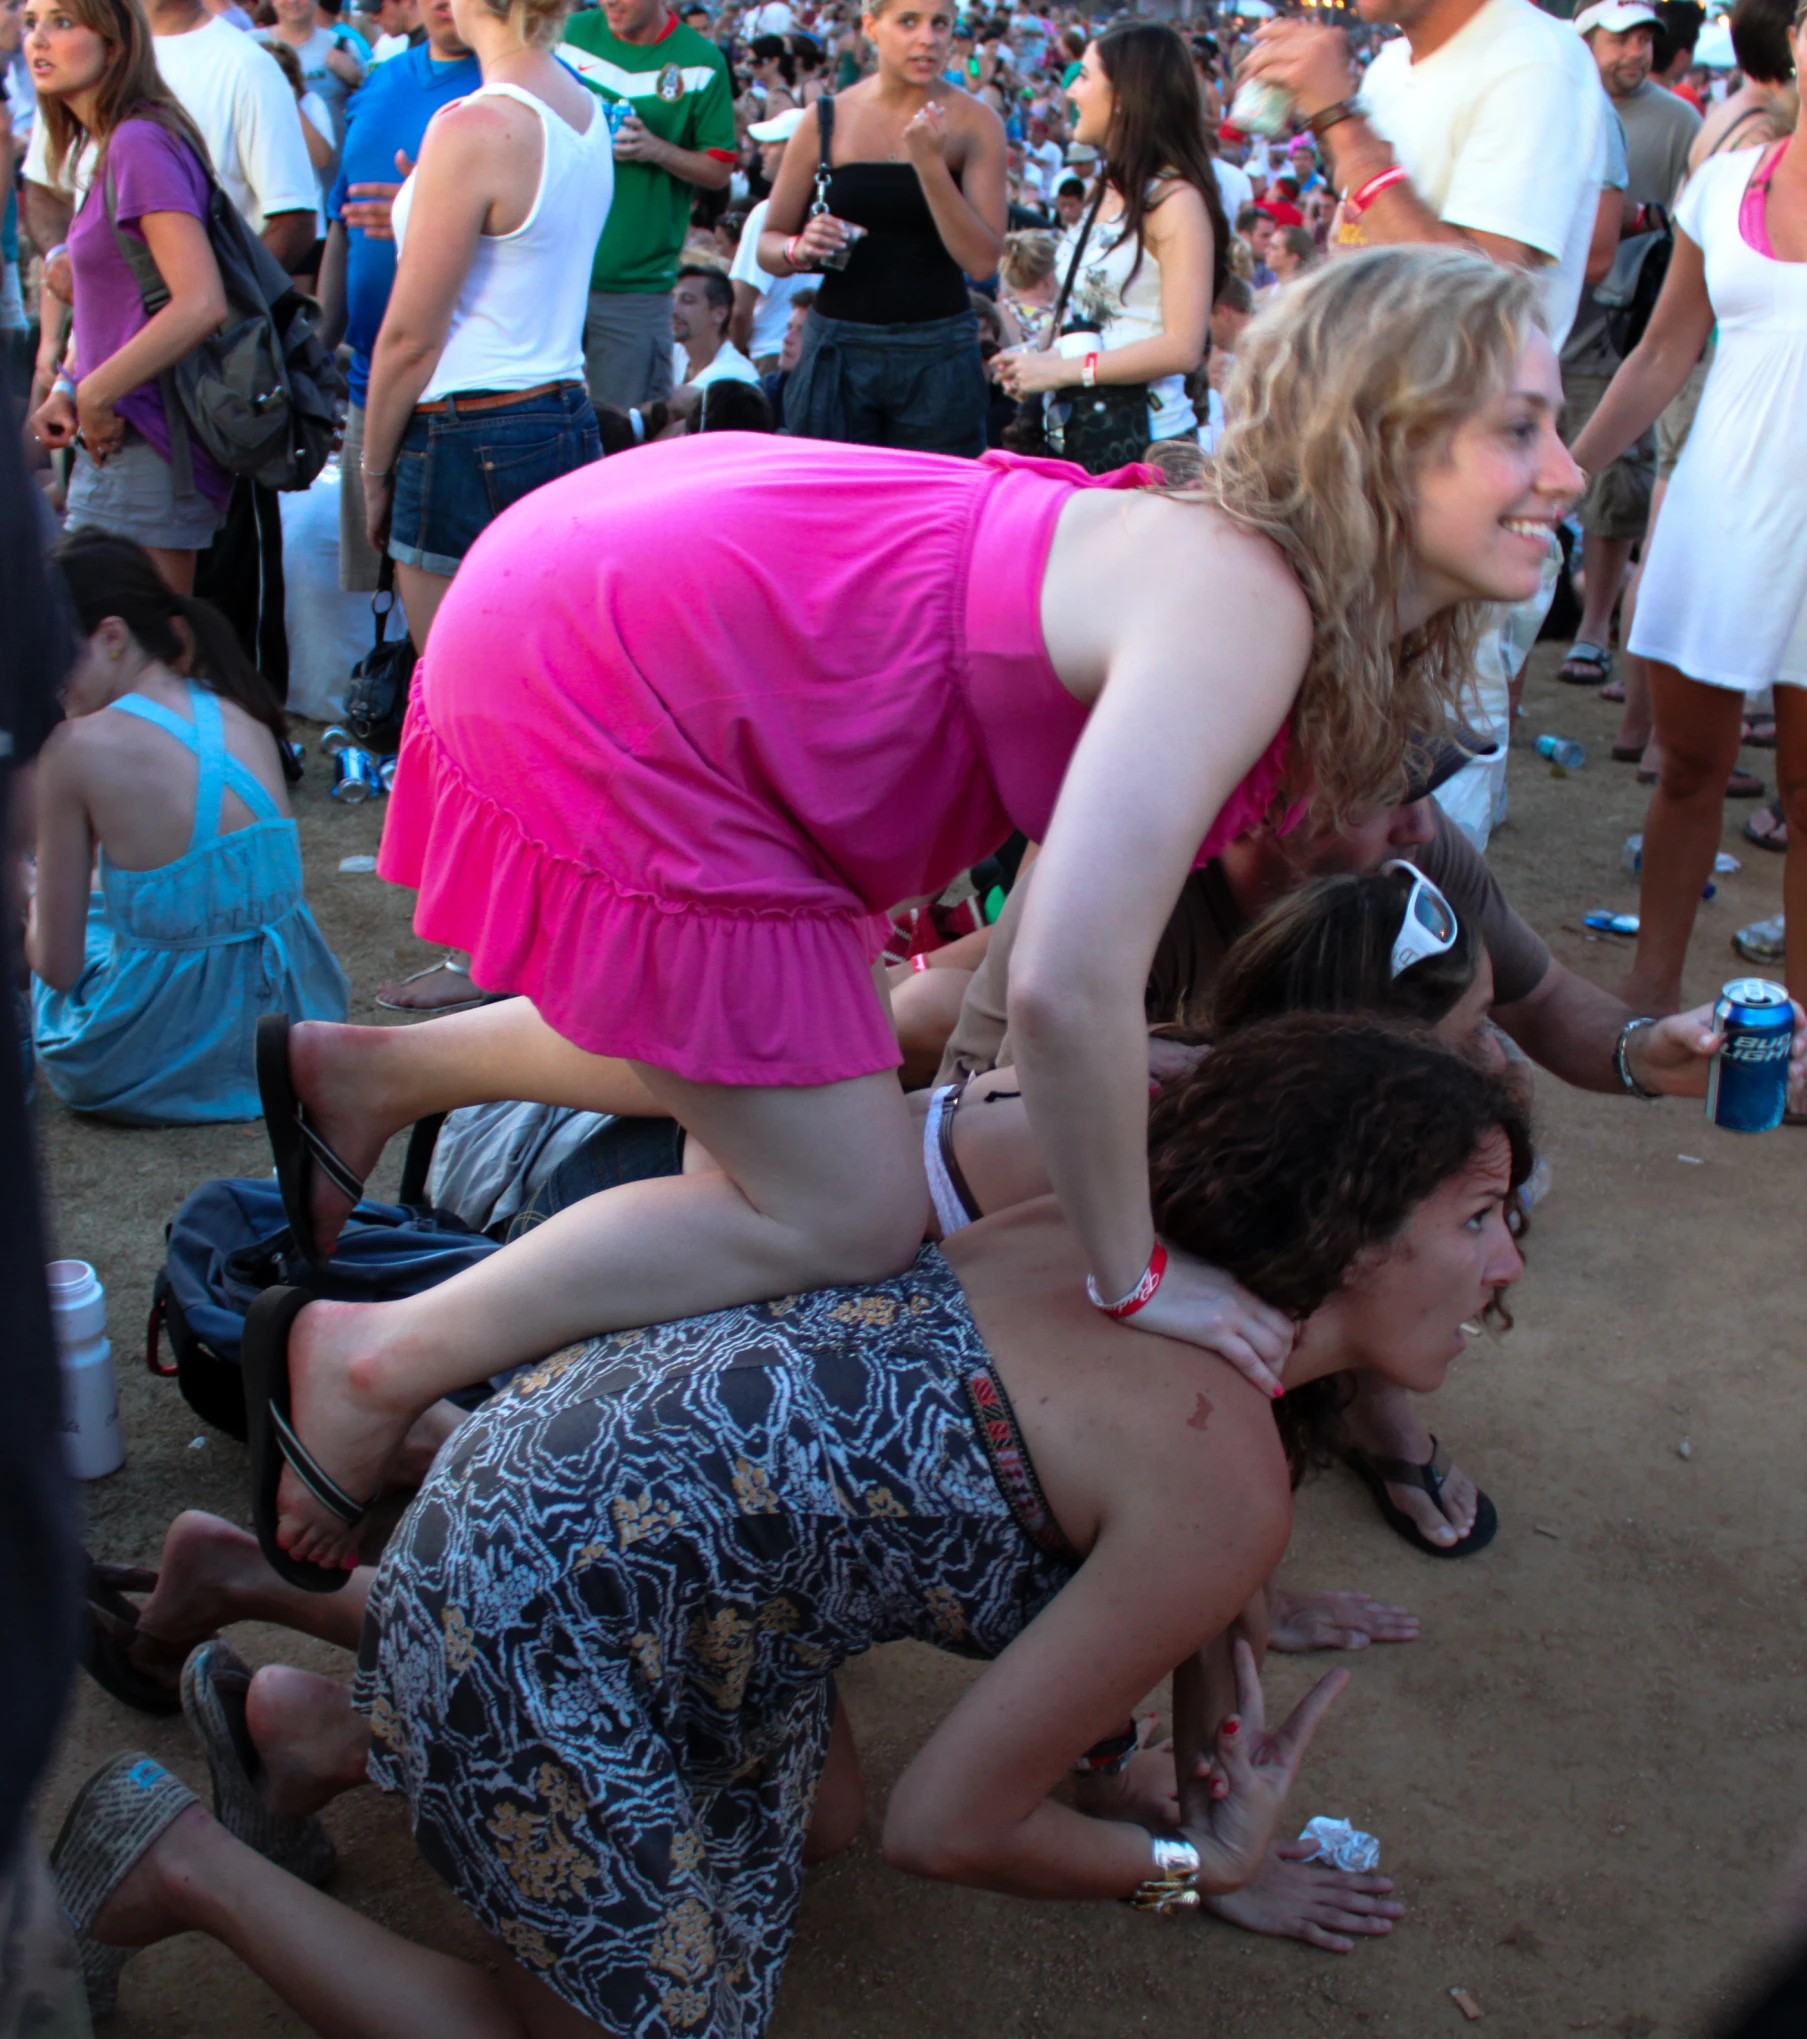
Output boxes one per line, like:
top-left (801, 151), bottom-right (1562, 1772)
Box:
top-left (360, 462), bottom-right (392, 481)
top-left (1615, 1015), bottom-right (1661, 1100)
top-left (1123, 1832), bottom-right (1202, 1914)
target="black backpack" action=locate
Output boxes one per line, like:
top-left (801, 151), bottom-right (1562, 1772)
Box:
top-left (146, 1177), bottom-right (500, 1439)
top-left (1595, 208), bottom-right (1672, 359)
top-left (105, 154), bottom-right (343, 496)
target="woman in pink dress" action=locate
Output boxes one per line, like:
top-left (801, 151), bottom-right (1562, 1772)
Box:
top-left (250, 245), bottom-right (1583, 1587)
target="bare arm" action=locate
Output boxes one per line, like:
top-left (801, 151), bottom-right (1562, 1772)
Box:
top-left (360, 99), bottom-right (509, 477)
top-left (1009, 508), bottom-right (1308, 1371)
top-left (611, 113), bottom-right (733, 192)
top-left (260, 208), bottom-right (319, 270)
top-left (755, 105), bottom-right (849, 272)
top-left (20, 177), bottom-right (73, 260)
top-left (903, 98), bottom-right (1007, 280)
top-left (316, 219), bottom-right (349, 350)
top-left (728, 277), bottom-right (757, 353)
top-left (1584, 183), bottom-right (1621, 287)
top-left (22, 731), bottom-right (96, 994)
top-left (1570, 229), bottom-right (1714, 473)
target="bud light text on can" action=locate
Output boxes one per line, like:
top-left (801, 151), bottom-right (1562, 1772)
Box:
top-left (1706, 977), bottom-right (1793, 1133)
top-left (331, 748), bottom-right (382, 804)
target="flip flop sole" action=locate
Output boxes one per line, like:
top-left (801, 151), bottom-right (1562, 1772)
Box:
top-left (256, 1013), bottom-right (323, 1269)
top-left (243, 1286), bottom-right (355, 1595)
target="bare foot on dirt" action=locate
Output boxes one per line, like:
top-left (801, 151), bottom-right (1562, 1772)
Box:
top-left (275, 1299), bottom-right (417, 1572)
top-left (246, 1666), bottom-right (372, 1816)
top-left (1203, 1841), bottom-right (1402, 1953)
top-left (1346, 1389), bottom-right (1478, 1549)
top-left (1267, 1588), bottom-right (1420, 1653)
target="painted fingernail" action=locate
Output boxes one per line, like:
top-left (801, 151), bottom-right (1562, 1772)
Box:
top-left (1271, 1384), bottom-right (1286, 1400)
top-left (1222, 1717), bottom-right (1240, 1737)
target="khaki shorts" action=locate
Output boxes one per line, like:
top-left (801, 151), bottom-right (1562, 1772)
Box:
top-left (339, 401), bottom-right (384, 595)
top-left (1561, 369), bottom-right (1655, 541)
top-left (1656, 350), bottom-right (1711, 483)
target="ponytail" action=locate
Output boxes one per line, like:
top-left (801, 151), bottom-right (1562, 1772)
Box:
top-left (52, 531), bottom-right (289, 754)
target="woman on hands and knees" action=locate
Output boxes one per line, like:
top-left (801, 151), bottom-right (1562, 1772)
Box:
top-left (54, 1018), bottom-right (1527, 2031)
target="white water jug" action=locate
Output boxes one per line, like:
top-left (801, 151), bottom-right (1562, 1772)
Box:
top-left (47, 1259), bottom-right (124, 1479)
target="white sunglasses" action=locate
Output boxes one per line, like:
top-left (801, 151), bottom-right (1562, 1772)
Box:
top-left (1382, 859), bottom-right (1459, 979)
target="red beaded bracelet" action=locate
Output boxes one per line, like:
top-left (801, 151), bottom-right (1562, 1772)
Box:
top-left (1086, 1243), bottom-right (1168, 1320)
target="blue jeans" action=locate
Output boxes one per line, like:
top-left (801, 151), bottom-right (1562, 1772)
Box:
top-left (390, 382), bottom-right (601, 576)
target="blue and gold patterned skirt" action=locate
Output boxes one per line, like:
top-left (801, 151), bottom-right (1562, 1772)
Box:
top-left (356, 1246), bottom-right (1076, 2037)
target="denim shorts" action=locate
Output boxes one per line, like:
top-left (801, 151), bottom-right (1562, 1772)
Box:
top-left (389, 382), bottom-right (602, 576)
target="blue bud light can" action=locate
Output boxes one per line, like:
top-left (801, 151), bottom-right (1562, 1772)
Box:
top-left (331, 748), bottom-right (382, 804)
top-left (1706, 977), bottom-right (1793, 1132)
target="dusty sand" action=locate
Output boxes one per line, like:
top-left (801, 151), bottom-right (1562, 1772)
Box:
top-left (31, 643), bottom-right (1806, 2039)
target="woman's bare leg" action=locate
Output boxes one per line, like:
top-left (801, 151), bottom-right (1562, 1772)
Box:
top-left (278, 1056), bottom-right (927, 1568)
top-left (1774, 686), bottom-right (1807, 1013)
top-left (395, 561), bottom-right (453, 657)
top-left (1622, 664), bottom-right (1746, 1014)
top-left (89, 1807), bottom-right (611, 2038)
top-left (289, 1005), bottom-right (667, 1258)
top-left (804, 1696), bottom-right (864, 1864)
top-left (144, 546), bottom-right (197, 594)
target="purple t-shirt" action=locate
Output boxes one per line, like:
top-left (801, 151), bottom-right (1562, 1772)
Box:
top-left (69, 119), bottom-right (232, 511)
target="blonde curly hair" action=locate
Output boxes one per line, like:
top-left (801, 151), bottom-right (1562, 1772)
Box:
top-left (1206, 246), bottom-right (1545, 821)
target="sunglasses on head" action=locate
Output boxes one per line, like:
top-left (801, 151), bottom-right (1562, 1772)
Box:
top-left (1382, 859), bottom-right (1459, 980)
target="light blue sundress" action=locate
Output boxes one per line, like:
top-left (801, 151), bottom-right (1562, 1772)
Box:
top-left (33, 684), bottom-right (349, 1125)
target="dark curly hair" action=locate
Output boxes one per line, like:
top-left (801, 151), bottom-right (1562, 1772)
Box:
top-left (1148, 1015), bottom-right (1532, 1482)
top-left (1210, 867), bottom-right (1480, 1039)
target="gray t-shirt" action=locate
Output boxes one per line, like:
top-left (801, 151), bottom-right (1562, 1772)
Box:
top-left (935, 805), bottom-right (1553, 1083)
top-left (1563, 78), bottom-right (1701, 374)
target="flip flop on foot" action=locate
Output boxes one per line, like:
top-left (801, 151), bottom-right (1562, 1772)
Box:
top-left (1611, 740), bottom-right (1649, 763)
top-left (1725, 766), bottom-right (1766, 800)
top-left (1344, 1440), bottom-right (1498, 1559)
top-left (1556, 642), bottom-right (1613, 687)
top-left (182, 1639), bottom-right (336, 1886)
top-left (80, 1556), bottom-right (194, 1716)
top-left (1745, 801), bottom-right (1788, 853)
top-left (257, 1014), bottom-right (366, 1271)
top-left (50, 1753), bottom-right (200, 2019)
top-left (374, 957), bottom-right (488, 1014)
top-left (243, 1287), bottom-right (372, 1594)
top-left (1599, 675), bottom-right (1626, 703)
top-left (1745, 712), bottom-right (1777, 749)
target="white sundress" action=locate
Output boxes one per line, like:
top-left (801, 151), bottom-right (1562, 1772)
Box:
top-left (1629, 145), bottom-right (1807, 691)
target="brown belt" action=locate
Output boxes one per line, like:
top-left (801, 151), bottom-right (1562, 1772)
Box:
top-left (412, 379), bottom-right (580, 416)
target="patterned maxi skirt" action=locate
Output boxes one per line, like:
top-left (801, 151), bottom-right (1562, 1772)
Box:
top-left (355, 1247), bottom-right (1076, 2037)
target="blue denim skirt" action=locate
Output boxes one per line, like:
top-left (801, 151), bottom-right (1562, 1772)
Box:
top-left (389, 382), bottom-right (601, 576)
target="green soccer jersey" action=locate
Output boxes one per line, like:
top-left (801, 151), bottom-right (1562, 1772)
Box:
top-left (559, 10), bottom-right (738, 295)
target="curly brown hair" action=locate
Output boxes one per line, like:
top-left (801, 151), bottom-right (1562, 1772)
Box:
top-left (1148, 1014), bottom-right (1532, 1481)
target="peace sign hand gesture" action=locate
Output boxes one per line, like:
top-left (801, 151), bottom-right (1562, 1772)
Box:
top-left (1177, 1641), bottom-right (1348, 1895)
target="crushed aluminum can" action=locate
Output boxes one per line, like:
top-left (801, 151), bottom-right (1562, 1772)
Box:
top-left (1298, 1816), bottom-right (1380, 1872)
top-left (378, 755), bottom-right (399, 793)
top-left (320, 725), bottom-right (357, 755)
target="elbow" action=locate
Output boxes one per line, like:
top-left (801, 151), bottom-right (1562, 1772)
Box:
top-left (699, 156), bottom-right (734, 192)
top-left (195, 282), bottom-right (229, 332)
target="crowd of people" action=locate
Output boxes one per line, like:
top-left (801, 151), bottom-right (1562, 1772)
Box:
top-left (4, 0), bottom-right (1807, 2030)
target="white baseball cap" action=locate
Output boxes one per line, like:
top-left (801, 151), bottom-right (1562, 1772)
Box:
top-left (1574, 0), bottom-right (1657, 35)
top-left (749, 106), bottom-right (807, 143)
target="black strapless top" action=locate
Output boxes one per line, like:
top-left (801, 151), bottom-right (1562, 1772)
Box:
top-left (812, 161), bottom-right (972, 326)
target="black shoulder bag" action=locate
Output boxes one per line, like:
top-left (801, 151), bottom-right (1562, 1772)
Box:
top-left (1004, 182), bottom-right (1153, 474)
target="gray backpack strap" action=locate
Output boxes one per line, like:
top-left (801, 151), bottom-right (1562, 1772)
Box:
top-left (102, 162), bottom-right (199, 500)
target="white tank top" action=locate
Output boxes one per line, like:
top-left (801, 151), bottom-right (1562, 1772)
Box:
top-left (393, 79), bottom-right (613, 402)
top-left (1056, 182), bottom-right (1197, 441)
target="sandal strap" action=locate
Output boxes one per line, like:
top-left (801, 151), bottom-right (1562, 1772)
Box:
top-left (1354, 1438), bottom-right (1446, 1498)
top-left (269, 1407), bottom-right (369, 1527)
top-left (297, 1114), bottom-right (363, 1205)
top-left (1562, 643), bottom-right (1612, 668)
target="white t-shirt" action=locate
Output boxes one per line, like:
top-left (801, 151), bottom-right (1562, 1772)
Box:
top-left (25, 15), bottom-right (316, 232)
top-left (255, 25), bottom-right (364, 150)
top-left (1024, 136), bottom-right (1064, 203)
top-left (1212, 154), bottom-right (1253, 228)
top-left (745, 0), bottom-right (794, 35)
top-left (673, 338), bottom-right (762, 389)
top-left (1356, 0), bottom-right (1606, 349)
top-left (727, 197), bottom-right (805, 358)
top-left (371, 30), bottom-right (412, 61)
top-left (300, 89), bottom-right (333, 235)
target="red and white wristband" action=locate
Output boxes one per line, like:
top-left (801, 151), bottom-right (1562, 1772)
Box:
top-left (1342, 165), bottom-right (1408, 221)
top-left (1086, 1242), bottom-right (1168, 1320)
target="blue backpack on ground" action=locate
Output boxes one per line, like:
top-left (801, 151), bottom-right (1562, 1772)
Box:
top-left (146, 1177), bottom-right (500, 1440)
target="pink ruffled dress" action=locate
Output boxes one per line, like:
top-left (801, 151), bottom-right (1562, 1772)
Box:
top-left (379, 435), bottom-right (1294, 1086)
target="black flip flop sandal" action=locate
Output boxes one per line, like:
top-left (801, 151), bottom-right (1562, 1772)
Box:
top-left (80, 1558), bottom-right (185, 1717)
top-left (243, 1286), bottom-right (368, 1595)
top-left (255, 1013), bottom-right (365, 1272)
top-left (1344, 1439), bottom-right (1498, 1559)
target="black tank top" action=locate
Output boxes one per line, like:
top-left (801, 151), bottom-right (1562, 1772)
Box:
top-left (811, 107), bottom-right (972, 325)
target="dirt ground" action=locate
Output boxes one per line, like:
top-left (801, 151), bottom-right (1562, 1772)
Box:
top-left (31, 641), bottom-right (1807, 2039)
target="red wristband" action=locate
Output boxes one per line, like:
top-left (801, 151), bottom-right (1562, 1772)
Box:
top-left (910, 953), bottom-right (930, 973)
top-left (1343, 165), bottom-right (1408, 220)
top-left (785, 235), bottom-right (808, 271)
top-left (1086, 1243), bottom-right (1168, 1320)
top-left (1082, 351), bottom-right (1099, 389)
